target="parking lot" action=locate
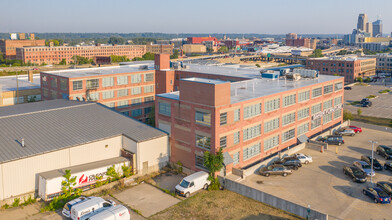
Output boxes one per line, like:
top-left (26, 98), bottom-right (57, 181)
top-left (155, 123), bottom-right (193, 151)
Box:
top-left (242, 127), bottom-right (392, 220)
top-left (344, 84), bottom-right (392, 118)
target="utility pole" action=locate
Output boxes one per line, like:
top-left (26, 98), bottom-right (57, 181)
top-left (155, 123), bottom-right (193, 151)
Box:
top-left (369, 140), bottom-right (377, 186)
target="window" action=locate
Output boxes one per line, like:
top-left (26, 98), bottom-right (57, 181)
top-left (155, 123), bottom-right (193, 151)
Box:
top-left (312, 87), bottom-right (322, 98)
top-left (311, 118), bottom-right (321, 129)
top-left (51, 78), bottom-right (57, 88)
top-left (244, 103), bottom-right (261, 119)
top-left (117, 76), bottom-right (128, 85)
top-left (195, 111), bottom-right (211, 126)
top-left (298, 90), bottom-right (310, 102)
top-left (297, 123), bottom-right (309, 136)
top-left (243, 142), bottom-right (261, 161)
top-left (60, 78), bottom-right (67, 90)
top-left (220, 136), bottom-right (227, 148)
top-left (264, 117), bottom-right (280, 133)
top-left (86, 79), bottom-right (99, 89)
top-left (88, 92), bottom-right (99, 101)
top-left (102, 90), bottom-right (114, 99)
top-left (311, 103), bottom-right (322, 115)
top-left (234, 109), bottom-right (240, 122)
top-left (298, 107), bottom-right (310, 120)
top-left (334, 109), bottom-right (342, 119)
top-left (196, 135), bottom-right (211, 150)
top-left (131, 109), bottom-right (142, 117)
top-left (265, 98), bottom-right (280, 113)
top-left (335, 82), bottom-right (343, 91)
top-left (195, 155), bottom-right (207, 169)
top-left (102, 77), bottom-right (114, 87)
top-left (144, 73), bottom-right (154, 82)
top-left (243, 124), bottom-right (261, 141)
top-left (131, 87), bottom-right (142, 95)
top-left (117, 100), bottom-right (129, 108)
top-left (131, 74), bottom-right (141, 83)
top-left (324, 84), bottom-right (333, 94)
top-left (233, 131), bottom-right (240, 145)
top-left (121, 111), bottom-right (129, 116)
top-left (335, 96), bottom-right (342, 106)
top-left (73, 80), bottom-right (82, 91)
top-left (282, 128), bottom-right (295, 143)
top-left (144, 107), bottom-right (152, 114)
top-left (132, 98), bottom-right (142, 106)
top-left (159, 102), bottom-right (171, 116)
top-left (233, 152), bottom-right (240, 165)
top-left (323, 113), bottom-right (332, 124)
top-left (220, 112), bottom-right (227, 125)
top-left (144, 96), bottom-right (154, 103)
top-left (117, 89), bottom-right (128, 97)
top-left (283, 94), bottom-right (296, 107)
top-left (51, 90), bottom-right (57, 99)
top-left (144, 85), bottom-right (154, 93)
top-left (264, 135), bottom-right (279, 152)
top-left (282, 112), bottom-right (296, 126)
top-left (321, 96), bottom-right (333, 108)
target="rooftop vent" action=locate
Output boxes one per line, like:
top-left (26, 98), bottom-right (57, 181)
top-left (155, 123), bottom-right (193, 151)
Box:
top-left (139, 65), bottom-right (148, 70)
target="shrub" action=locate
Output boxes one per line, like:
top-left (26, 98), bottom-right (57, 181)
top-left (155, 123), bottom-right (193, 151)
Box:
top-left (207, 176), bottom-right (221, 191)
top-left (255, 64), bottom-right (260, 68)
top-left (121, 164), bottom-right (133, 178)
top-left (2, 204), bottom-right (10, 209)
top-left (107, 165), bottom-right (121, 181)
top-left (22, 195), bottom-right (36, 206)
top-left (343, 110), bottom-right (354, 121)
top-left (379, 89), bottom-right (390, 94)
top-left (176, 161), bottom-right (183, 173)
top-left (357, 108), bottom-right (362, 117)
top-left (12, 198), bottom-right (20, 207)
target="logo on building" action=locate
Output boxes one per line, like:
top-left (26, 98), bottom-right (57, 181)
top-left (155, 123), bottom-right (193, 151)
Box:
top-left (79, 174), bottom-right (88, 185)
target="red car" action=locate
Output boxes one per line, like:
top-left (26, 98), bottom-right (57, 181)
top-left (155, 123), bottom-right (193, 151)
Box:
top-left (349, 126), bottom-right (362, 133)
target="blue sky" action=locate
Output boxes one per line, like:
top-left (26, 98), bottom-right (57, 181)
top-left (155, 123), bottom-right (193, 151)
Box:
top-left (0, 0), bottom-right (390, 34)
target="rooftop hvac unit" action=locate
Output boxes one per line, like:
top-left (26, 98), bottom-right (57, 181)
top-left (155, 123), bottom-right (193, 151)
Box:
top-left (139, 65), bottom-right (148, 70)
top-left (293, 69), bottom-right (318, 78)
top-left (285, 73), bottom-right (301, 81)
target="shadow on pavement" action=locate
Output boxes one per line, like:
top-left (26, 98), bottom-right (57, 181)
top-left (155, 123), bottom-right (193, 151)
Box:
top-left (333, 185), bottom-right (372, 204)
top-left (348, 146), bottom-right (372, 155)
top-left (319, 165), bottom-right (347, 182)
top-left (337, 155), bottom-right (361, 164)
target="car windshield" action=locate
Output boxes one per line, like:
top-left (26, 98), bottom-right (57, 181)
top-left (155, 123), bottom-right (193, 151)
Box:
top-left (353, 170), bottom-right (364, 176)
top-left (362, 164), bottom-right (371, 169)
top-left (378, 190), bottom-right (389, 197)
top-left (385, 148), bottom-right (392, 154)
top-left (382, 184), bottom-right (392, 193)
top-left (64, 203), bottom-right (71, 211)
top-left (179, 179), bottom-right (190, 188)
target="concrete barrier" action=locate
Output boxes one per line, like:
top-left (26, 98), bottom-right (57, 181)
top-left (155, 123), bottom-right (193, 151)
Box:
top-left (219, 177), bottom-right (328, 220)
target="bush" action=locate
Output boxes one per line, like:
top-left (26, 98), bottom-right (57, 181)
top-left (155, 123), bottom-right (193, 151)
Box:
top-left (207, 176), bottom-right (220, 191)
top-left (356, 77), bottom-right (363, 83)
top-left (12, 198), bottom-right (20, 207)
top-left (176, 161), bottom-right (183, 173)
top-left (22, 195), bottom-right (36, 206)
top-left (121, 164), bottom-right (133, 178)
top-left (255, 64), bottom-right (260, 68)
top-left (364, 77), bottom-right (372, 82)
top-left (379, 89), bottom-right (390, 94)
top-left (343, 110), bottom-right (354, 121)
top-left (2, 204), bottom-right (10, 209)
top-left (107, 165), bottom-right (121, 181)
top-left (366, 95), bottom-right (376, 99)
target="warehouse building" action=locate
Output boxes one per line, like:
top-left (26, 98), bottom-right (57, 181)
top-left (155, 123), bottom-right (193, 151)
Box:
top-left (0, 100), bottom-right (168, 203)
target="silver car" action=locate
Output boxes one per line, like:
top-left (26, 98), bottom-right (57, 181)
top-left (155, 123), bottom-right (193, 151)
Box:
top-left (335, 127), bottom-right (355, 136)
top-left (353, 161), bottom-right (375, 177)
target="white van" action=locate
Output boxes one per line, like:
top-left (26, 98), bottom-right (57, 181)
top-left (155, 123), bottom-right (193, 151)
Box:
top-left (62, 196), bottom-right (91, 218)
top-left (82, 205), bottom-right (130, 220)
top-left (175, 171), bottom-right (210, 197)
top-left (71, 197), bottom-right (115, 220)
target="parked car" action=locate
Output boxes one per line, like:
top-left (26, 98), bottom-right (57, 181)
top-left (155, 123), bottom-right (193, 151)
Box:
top-left (353, 161), bottom-right (375, 177)
top-left (342, 166), bottom-right (367, 183)
top-left (334, 127), bottom-right (355, 136)
top-left (319, 135), bottom-right (344, 145)
top-left (376, 145), bottom-right (392, 160)
top-left (362, 101), bottom-right (372, 107)
top-left (360, 98), bottom-right (369, 104)
top-left (292, 153), bottom-right (313, 164)
top-left (80, 205), bottom-right (130, 220)
top-left (376, 182), bottom-right (392, 197)
top-left (362, 187), bottom-right (391, 204)
top-left (71, 197), bottom-right (115, 220)
top-left (384, 162), bottom-right (392, 172)
top-left (175, 171), bottom-right (210, 198)
top-left (259, 165), bottom-right (293, 177)
top-left (348, 126), bottom-right (362, 133)
top-left (273, 157), bottom-right (302, 170)
top-left (360, 156), bottom-right (383, 171)
top-left (344, 86), bottom-right (352, 90)
top-left (62, 196), bottom-right (89, 218)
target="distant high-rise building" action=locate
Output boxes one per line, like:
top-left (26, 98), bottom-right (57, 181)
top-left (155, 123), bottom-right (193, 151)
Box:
top-left (372, 19), bottom-right (383, 37)
top-left (366, 22), bottom-right (373, 35)
top-left (357, 14), bottom-right (368, 31)
top-left (286, 33), bottom-right (298, 40)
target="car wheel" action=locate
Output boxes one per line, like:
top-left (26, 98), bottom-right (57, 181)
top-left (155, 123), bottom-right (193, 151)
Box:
top-left (305, 161), bottom-right (309, 165)
top-left (282, 172), bottom-right (288, 177)
top-left (351, 134), bottom-right (355, 136)
top-left (185, 192), bottom-right (190, 198)
top-left (363, 190), bottom-right (366, 195)
top-left (265, 173), bottom-right (270, 177)
top-left (203, 184), bottom-right (208, 190)
top-left (374, 198), bottom-right (378, 204)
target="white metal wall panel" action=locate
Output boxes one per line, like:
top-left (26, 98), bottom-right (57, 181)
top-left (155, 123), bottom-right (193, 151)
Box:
top-left (138, 136), bottom-right (169, 173)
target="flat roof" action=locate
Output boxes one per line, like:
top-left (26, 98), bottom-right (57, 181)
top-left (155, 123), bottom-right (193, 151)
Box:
top-left (308, 56), bottom-right (375, 61)
top-left (0, 100), bottom-right (167, 164)
top-left (0, 74), bottom-right (40, 91)
top-left (181, 64), bottom-right (261, 79)
top-left (41, 62), bottom-right (154, 78)
top-left (181, 77), bottom-right (228, 85)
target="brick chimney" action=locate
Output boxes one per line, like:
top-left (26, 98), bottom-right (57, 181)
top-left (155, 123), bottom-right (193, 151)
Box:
top-left (28, 70), bottom-right (34, 83)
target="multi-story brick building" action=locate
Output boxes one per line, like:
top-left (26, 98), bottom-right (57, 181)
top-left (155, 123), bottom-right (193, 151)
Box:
top-left (154, 55), bottom-right (344, 174)
top-left (306, 56), bottom-right (376, 83)
top-left (40, 62), bottom-right (155, 122)
top-left (187, 37), bottom-right (218, 44)
top-left (16, 45), bottom-right (146, 65)
top-left (146, 43), bottom-right (174, 55)
top-left (0, 34), bottom-right (45, 59)
top-left (286, 38), bottom-right (317, 49)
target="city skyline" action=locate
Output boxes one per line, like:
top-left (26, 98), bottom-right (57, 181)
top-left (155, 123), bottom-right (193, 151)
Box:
top-left (0, 0), bottom-right (390, 34)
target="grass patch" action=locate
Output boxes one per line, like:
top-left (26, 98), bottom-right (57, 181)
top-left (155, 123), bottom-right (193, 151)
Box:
top-left (150, 190), bottom-right (302, 220)
top-left (355, 82), bottom-right (369, 86)
top-left (349, 101), bottom-right (360, 106)
top-left (352, 114), bottom-right (392, 127)
top-left (366, 95), bottom-right (377, 99)
top-left (379, 89), bottom-right (391, 94)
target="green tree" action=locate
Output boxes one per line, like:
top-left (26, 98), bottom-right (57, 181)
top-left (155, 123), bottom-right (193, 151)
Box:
top-left (203, 148), bottom-right (224, 190)
top-left (107, 165), bottom-right (120, 181)
top-left (110, 55), bottom-right (130, 63)
top-left (108, 36), bottom-right (125, 45)
top-left (308, 49), bottom-right (324, 58)
top-left (356, 77), bottom-right (363, 83)
top-left (255, 64), bottom-right (260, 68)
top-left (72, 56), bottom-right (92, 65)
top-left (59, 59), bottom-right (67, 65)
top-left (146, 105), bottom-right (155, 127)
top-left (343, 110), bottom-right (354, 121)
top-left (170, 49), bottom-right (179, 59)
top-left (61, 170), bottom-right (81, 198)
top-left (357, 108), bottom-right (362, 117)
top-left (218, 46), bottom-right (228, 53)
top-left (336, 50), bottom-right (347, 55)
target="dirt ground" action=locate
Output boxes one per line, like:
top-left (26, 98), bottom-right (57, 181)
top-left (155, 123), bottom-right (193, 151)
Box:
top-left (150, 190), bottom-right (303, 220)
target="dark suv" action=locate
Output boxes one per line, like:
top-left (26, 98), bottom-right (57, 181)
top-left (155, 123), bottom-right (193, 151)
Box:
top-left (361, 155), bottom-right (383, 171)
top-left (259, 165), bottom-right (292, 177)
top-left (319, 135), bottom-right (344, 145)
top-left (343, 166), bottom-right (367, 183)
top-left (376, 145), bottom-right (392, 160)
top-left (273, 157), bottom-right (302, 170)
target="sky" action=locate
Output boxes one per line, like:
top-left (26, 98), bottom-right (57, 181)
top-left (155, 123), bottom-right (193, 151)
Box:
top-left (0, 0), bottom-right (390, 34)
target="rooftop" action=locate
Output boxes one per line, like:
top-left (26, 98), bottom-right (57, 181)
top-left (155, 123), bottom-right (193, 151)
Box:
top-left (181, 77), bottom-right (228, 85)
top-left (308, 55), bottom-right (375, 61)
top-left (0, 100), bottom-right (167, 164)
top-left (42, 62), bottom-right (154, 78)
top-left (0, 74), bottom-right (40, 92)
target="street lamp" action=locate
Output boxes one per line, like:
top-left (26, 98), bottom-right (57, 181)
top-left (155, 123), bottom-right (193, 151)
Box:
top-left (369, 140), bottom-right (377, 186)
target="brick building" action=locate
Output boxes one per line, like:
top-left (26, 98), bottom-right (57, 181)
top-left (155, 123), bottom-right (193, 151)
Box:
top-left (306, 56), bottom-right (376, 83)
top-left (40, 62), bottom-right (155, 122)
top-left (154, 54), bottom-right (344, 174)
top-left (16, 45), bottom-right (146, 65)
top-left (187, 37), bottom-right (218, 44)
top-left (0, 34), bottom-right (45, 59)
top-left (146, 43), bottom-right (174, 55)
top-left (286, 38), bottom-right (316, 50)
